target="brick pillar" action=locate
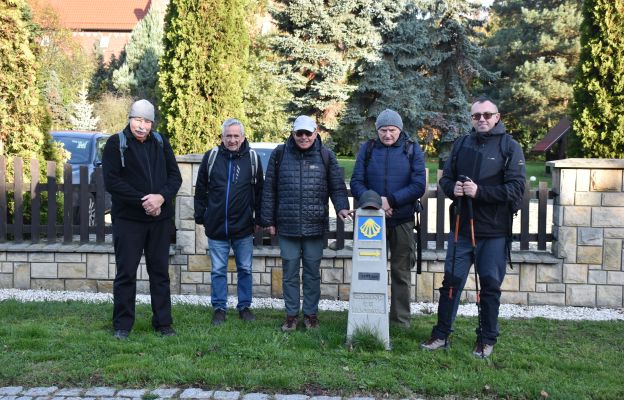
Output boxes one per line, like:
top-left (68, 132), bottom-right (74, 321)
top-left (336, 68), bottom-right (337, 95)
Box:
top-left (549, 159), bottom-right (624, 307)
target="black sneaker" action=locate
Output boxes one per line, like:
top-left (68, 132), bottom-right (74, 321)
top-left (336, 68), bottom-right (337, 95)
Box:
top-left (212, 309), bottom-right (226, 326)
top-left (239, 307), bottom-right (256, 322)
top-left (113, 329), bottom-right (129, 340)
top-left (157, 326), bottom-right (177, 337)
top-left (303, 314), bottom-right (319, 329)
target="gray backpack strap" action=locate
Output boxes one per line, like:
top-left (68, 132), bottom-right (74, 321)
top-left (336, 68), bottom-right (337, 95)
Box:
top-left (118, 132), bottom-right (127, 168)
top-left (206, 146), bottom-right (219, 184)
top-left (250, 149), bottom-right (258, 185)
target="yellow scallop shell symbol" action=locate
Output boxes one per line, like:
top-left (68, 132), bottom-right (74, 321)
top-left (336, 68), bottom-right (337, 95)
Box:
top-left (360, 218), bottom-right (381, 239)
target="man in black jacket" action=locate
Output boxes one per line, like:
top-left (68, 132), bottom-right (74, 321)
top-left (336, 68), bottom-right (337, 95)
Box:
top-left (421, 96), bottom-right (525, 358)
top-left (261, 115), bottom-right (351, 332)
top-left (103, 99), bottom-right (182, 340)
top-left (194, 118), bottom-right (263, 326)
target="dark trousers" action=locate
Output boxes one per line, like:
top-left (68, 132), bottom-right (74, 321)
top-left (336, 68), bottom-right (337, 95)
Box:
top-left (387, 221), bottom-right (417, 326)
top-left (112, 218), bottom-right (173, 331)
top-left (431, 235), bottom-right (507, 345)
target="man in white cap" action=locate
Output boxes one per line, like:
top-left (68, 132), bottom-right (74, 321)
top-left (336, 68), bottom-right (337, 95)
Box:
top-left (102, 99), bottom-right (182, 340)
top-left (261, 115), bottom-right (351, 332)
top-left (350, 108), bottom-right (426, 328)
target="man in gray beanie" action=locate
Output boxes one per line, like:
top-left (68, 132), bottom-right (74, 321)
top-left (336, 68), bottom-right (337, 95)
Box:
top-left (102, 99), bottom-right (182, 340)
top-left (350, 108), bottom-right (426, 328)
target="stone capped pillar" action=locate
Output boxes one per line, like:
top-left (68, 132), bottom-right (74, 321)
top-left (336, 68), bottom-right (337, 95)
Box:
top-left (548, 159), bottom-right (624, 307)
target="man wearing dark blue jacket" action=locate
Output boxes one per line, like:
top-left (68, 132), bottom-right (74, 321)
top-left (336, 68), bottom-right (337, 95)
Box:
top-left (103, 99), bottom-right (182, 339)
top-left (350, 109), bottom-right (427, 328)
top-left (194, 118), bottom-right (264, 326)
top-left (421, 96), bottom-right (525, 358)
top-left (261, 115), bottom-right (350, 332)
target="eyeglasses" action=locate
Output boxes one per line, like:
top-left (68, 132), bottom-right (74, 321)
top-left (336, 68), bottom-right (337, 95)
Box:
top-left (471, 112), bottom-right (498, 121)
top-left (294, 130), bottom-right (315, 137)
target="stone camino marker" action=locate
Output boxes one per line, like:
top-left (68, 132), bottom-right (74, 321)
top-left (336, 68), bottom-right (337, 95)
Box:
top-left (347, 190), bottom-right (390, 350)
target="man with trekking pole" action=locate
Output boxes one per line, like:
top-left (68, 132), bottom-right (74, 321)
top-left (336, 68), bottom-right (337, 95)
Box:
top-left (421, 95), bottom-right (525, 358)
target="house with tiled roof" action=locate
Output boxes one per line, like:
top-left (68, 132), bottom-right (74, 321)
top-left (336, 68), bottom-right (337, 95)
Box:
top-left (31, 0), bottom-right (168, 62)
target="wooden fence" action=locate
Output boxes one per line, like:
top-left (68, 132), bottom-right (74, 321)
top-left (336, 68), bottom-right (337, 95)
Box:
top-left (0, 156), bottom-right (553, 249)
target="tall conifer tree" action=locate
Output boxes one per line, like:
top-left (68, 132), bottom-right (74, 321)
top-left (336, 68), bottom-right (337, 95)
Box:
top-left (571, 0), bottom-right (624, 158)
top-left (159, 0), bottom-right (250, 153)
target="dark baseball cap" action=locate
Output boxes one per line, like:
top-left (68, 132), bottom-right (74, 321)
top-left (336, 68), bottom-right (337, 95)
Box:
top-left (359, 190), bottom-right (382, 210)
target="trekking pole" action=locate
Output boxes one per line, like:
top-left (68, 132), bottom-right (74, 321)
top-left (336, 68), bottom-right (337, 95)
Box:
top-left (466, 195), bottom-right (484, 358)
top-left (444, 180), bottom-right (464, 349)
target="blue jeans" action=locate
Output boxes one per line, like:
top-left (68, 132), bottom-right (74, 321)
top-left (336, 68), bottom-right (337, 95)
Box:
top-left (208, 235), bottom-right (253, 311)
top-left (432, 235), bottom-right (507, 345)
top-left (279, 235), bottom-right (324, 316)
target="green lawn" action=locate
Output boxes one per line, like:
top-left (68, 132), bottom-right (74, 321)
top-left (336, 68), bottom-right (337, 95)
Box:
top-left (338, 157), bottom-right (551, 188)
top-left (1, 300), bottom-right (623, 399)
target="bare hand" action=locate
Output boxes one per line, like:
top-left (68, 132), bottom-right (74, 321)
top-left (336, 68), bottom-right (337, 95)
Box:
top-left (338, 209), bottom-right (353, 221)
top-left (266, 226), bottom-right (276, 235)
top-left (142, 194), bottom-right (165, 214)
top-left (146, 207), bottom-right (161, 217)
top-left (462, 180), bottom-right (478, 198)
top-left (381, 196), bottom-right (393, 217)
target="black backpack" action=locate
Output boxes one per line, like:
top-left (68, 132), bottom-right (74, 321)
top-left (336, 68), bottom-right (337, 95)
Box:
top-left (363, 136), bottom-right (424, 274)
top-left (118, 131), bottom-right (163, 168)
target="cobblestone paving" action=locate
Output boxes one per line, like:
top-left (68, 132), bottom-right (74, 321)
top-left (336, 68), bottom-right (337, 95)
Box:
top-left (0, 388), bottom-right (426, 400)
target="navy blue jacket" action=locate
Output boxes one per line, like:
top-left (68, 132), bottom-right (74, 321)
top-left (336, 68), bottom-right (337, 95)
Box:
top-left (194, 139), bottom-right (264, 240)
top-left (350, 133), bottom-right (427, 227)
top-left (260, 136), bottom-right (349, 237)
top-left (439, 122), bottom-right (526, 238)
top-left (103, 126), bottom-right (181, 222)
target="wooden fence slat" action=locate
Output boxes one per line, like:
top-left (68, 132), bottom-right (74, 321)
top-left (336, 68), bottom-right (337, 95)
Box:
top-left (435, 170), bottom-right (446, 250)
top-left (538, 181), bottom-right (548, 250)
top-left (30, 159), bottom-right (41, 243)
top-left (0, 156), bottom-right (6, 242)
top-left (419, 169), bottom-right (430, 251)
top-left (519, 180), bottom-right (531, 250)
top-left (94, 167), bottom-right (106, 242)
top-left (63, 164), bottom-right (73, 243)
top-left (47, 161), bottom-right (57, 241)
top-left (79, 166), bottom-right (89, 243)
top-left (13, 157), bottom-right (24, 242)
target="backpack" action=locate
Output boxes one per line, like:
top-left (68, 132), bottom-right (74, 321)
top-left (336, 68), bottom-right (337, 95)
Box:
top-left (118, 131), bottom-right (163, 168)
top-left (272, 144), bottom-right (331, 184)
top-left (363, 136), bottom-right (424, 274)
top-left (205, 146), bottom-right (259, 185)
top-left (450, 132), bottom-right (525, 267)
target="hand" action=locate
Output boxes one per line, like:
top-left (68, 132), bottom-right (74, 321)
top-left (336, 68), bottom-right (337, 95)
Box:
top-left (146, 207), bottom-right (161, 217)
top-left (454, 181), bottom-right (465, 197)
top-left (462, 180), bottom-right (478, 198)
top-left (266, 226), bottom-right (276, 235)
top-left (338, 209), bottom-right (353, 221)
top-left (381, 197), bottom-right (393, 217)
top-left (142, 194), bottom-right (165, 214)
top-left (254, 224), bottom-right (262, 233)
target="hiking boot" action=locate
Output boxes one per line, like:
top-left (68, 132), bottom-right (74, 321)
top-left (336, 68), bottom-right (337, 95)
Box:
top-left (157, 326), bottom-right (177, 337)
top-left (113, 329), bottom-right (129, 340)
top-left (473, 342), bottom-right (494, 358)
top-left (281, 315), bottom-right (298, 332)
top-left (420, 336), bottom-right (449, 351)
top-left (239, 307), bottom-right (256, 322)
top-left (212, 309), bottom-right (226, 326)
top-left (303, 314), bottom-right (319, 329)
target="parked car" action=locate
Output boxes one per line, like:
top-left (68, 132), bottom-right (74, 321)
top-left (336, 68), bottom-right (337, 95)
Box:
top-left (51, 131), bottom-right (111, 226)
top-left (249, 142), bottom-right (280, 174)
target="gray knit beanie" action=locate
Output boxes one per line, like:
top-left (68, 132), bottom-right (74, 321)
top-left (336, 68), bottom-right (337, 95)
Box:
top-left (375, 109), bottom-right (403, 130)
top-left (129, 99), bottom-right (155, 122)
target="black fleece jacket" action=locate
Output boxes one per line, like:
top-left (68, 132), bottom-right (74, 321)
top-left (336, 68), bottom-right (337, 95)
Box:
top-left (439, 122), bottom-right (526, 238)
top-left (103, 126), bottom-right (182, 222)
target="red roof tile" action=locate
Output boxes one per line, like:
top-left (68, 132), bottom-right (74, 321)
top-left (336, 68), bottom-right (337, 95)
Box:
top-left (35, 0), bottom-right (151, 31)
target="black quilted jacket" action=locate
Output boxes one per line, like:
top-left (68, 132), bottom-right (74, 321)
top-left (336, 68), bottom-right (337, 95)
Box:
top-left (260, 136), bottom-right (349, 237)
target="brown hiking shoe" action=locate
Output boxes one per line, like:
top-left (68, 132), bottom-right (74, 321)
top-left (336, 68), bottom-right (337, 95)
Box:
top-left (303, 314), bottom-right (319, 329)
top-left (473, 342), bottom-right (494, 358)
top-left (420, 336), bottom-right (450, 351)
top-left (281, 315), bottom-right (298, 332)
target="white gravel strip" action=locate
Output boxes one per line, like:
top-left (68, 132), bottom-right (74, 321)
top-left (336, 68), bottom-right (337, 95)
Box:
top-left (1, 288), bottom-right (622, 321)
